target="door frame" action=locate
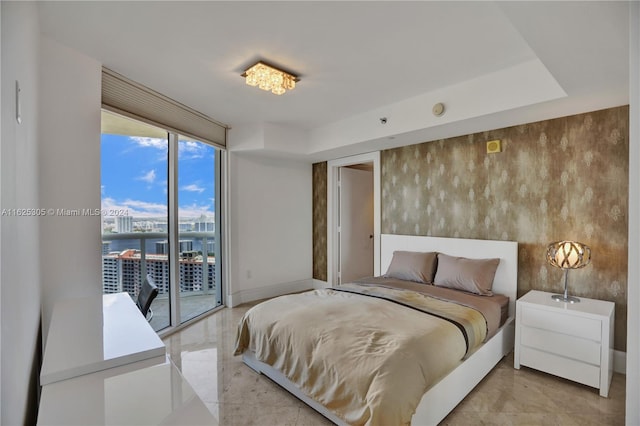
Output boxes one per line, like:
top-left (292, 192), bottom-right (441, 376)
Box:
top-left (327, 152), bottom-right (380, 286)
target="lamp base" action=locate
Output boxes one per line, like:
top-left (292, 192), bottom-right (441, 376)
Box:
top-left (551, 294), bottom-right (580, 303)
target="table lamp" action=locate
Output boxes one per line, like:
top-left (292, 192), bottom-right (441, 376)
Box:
top-left (546, 240), bottom-right (591, 303)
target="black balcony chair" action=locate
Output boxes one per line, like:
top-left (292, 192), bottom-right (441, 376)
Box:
top-left (137, 274), bottom-right (159, 322)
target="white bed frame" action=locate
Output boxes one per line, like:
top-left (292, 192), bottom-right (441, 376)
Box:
top-left (243, 234), bottom-right (518, 425)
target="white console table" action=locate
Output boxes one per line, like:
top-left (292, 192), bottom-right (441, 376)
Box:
top-left (38, 356), bottom-right (216, 425)
top-left (40, 292), bottom-right (166, 385)
top-left (38, 293), bottom-right (218, 424)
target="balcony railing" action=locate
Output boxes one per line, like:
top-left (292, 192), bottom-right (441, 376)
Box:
top-left (101, 231), bottom-right (216, 298)
top-left (102, 231), bottom-right (219, 331)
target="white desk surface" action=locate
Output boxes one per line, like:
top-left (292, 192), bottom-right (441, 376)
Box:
top-left (37, 356), bottom-right (217, 425)
top-left (40, 292), bottom-right (166, 385)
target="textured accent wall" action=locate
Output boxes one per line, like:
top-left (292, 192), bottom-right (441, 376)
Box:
top-left (312, 106), bottom-right (628, 350)
top-left (313, 162), bottom-right (328, 281)
top-left (381, 106), bottom-right (628, 350)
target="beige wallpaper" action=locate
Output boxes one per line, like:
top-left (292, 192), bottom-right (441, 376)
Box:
top-left (313, 106), bottom-right (628, 350)
top-left (313, 162), bottom-right (328, 281)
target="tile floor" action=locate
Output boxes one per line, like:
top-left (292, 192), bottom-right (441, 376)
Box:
top-left (163, 302), bottom-right (626, 426)
top-left (149, 293), bottom-right (220, 331)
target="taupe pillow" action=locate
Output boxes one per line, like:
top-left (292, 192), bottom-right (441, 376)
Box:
top-left (434, 253), bottom-right (500, 295)
top-left (384, 251), bottom-right (438, 284)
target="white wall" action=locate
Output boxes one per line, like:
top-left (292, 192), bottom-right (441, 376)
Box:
top-left (0, 2), bottom-right (41, 424)
top-left (1, 3), bottom-right (3, 420)
top-left (1, 5), bottom-right (3, 421)
top-left (308, 59), bottom-right (566, 156)
top-left (627, 2), bottom-right (639, 424)
top-left (38, 37), bottom-right (102, 340)
top-left (228, 152), bottom-right (312, 305)
top-left (228, 122), bottom-right (310, 157)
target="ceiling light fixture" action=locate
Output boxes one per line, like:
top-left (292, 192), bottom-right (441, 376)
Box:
top-left (242, 61), bottom-right (298, 95)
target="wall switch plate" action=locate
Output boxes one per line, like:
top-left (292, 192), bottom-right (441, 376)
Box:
top-left (16, 80), bottom-right (22, 124)
top-left (486, 139), bottom-right (501, 154)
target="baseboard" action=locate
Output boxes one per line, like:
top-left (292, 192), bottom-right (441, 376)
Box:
top-left (613, 349), bottom-right (626, 374)
top-left (227, 279), bottom-right (314, 307)
top-left (312, 279), bottom-right (330, 289)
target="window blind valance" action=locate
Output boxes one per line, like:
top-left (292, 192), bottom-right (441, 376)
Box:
top-left (101, 68), bottom-right (227, 148)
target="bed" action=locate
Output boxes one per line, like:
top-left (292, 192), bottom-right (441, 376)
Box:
top-left (235, 234), bottom-right (517, 425)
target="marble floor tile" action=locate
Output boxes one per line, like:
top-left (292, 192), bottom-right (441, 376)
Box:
top-left (164, 303), bottom-right (626, 426)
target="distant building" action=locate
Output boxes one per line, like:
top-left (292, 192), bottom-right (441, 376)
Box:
top-left (101, 249), bottom-right (215, 297)
top-left (194, 215), bottom-right (215, 232)
top-left (136, 220), bottom-right (154, 231)
top-left (102, 241), bottom-right (111, 255)
top-left (155, 241), bottom-right (167, 255)
top-left (114, 215), bottom-right (133, 233)
top-left (155, 240), bottom-right (193, 255)
top-left (102, 253), bottom-right (120, 293)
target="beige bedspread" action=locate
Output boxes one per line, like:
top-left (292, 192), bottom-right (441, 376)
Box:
top-left (234, 283), bottom-right (490, 425)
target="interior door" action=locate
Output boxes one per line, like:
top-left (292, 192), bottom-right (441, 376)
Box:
top-left (339, 166), bottom-right (374, 284)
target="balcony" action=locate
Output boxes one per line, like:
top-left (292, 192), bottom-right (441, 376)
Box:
top-left (147, 293), bottom-right (219, 330)
top-left (101, 231), bottom-right (220, 331)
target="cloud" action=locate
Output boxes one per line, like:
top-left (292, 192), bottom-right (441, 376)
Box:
top-left (102, 197), bottom-right (167, 217)
top-left (102, 197), bottom-right (214, 219)
top-left (181, 183), bottom-right (205, 193)
top-left (138, 169), bottom-right (156, 184)
top-left (129, 136), bottom-right (168, 150)
top-left (178, 202), bottom-right (215, 218)
top-left (179, 140), bottom-right (213, 160)
top-left (126, 137), bottom-right (214, 162)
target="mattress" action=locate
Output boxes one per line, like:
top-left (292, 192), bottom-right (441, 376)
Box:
top-left (234, 280), bottom-right (507, 425)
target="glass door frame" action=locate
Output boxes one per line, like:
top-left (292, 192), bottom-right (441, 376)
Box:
top-left (162, 133), bottom-right (226, 336)
top-left (168, 133), bottom-right (180, 328)
top-left (100, 108), bottom-right (227, 337)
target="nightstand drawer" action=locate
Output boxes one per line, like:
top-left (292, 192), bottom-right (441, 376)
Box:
top-left (520, 346), bottom-right (600, 388)
top-left (521, 306), bottom-right (601, 341)
top-left (520, 326), bottom-right (601, 365)
top-left (515, 291), bottom-right (615, 397)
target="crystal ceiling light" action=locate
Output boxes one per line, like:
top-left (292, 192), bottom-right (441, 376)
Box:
top-left (242, 61), bottom-right (298, 95)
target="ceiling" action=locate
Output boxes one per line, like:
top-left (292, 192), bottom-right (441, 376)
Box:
top-left (37, 1), bottom-right (630, 160)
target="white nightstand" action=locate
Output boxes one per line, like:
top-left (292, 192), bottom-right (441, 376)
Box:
top-left (514, 290), bottom-right (615, 397)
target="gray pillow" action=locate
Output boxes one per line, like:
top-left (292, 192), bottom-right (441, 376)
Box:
top-left (434, 253), bottom-right (500, 295)
top-left (383, 251), bottom-right (438, 284)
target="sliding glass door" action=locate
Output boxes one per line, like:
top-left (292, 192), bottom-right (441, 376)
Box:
top-left (177, 136), bottom-right (221, 323)
top-left (101, 110), bottom-right (223, 332)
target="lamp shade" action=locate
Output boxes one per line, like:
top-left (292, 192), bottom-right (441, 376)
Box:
top-left (546, 241), bottom-right (591, 270)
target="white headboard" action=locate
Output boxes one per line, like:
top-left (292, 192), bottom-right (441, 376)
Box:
top-left (381, 234), bottom-right (518, 317)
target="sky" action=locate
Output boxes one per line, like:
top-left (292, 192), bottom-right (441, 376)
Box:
top-left (101, 134), bottom-right (216, 220)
